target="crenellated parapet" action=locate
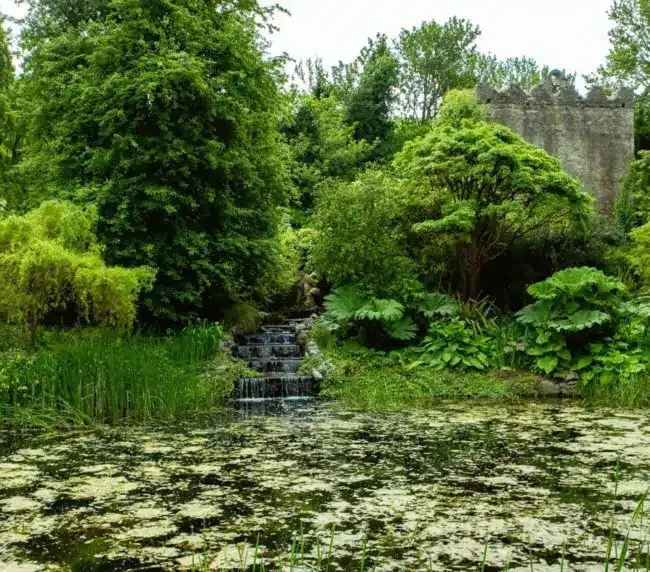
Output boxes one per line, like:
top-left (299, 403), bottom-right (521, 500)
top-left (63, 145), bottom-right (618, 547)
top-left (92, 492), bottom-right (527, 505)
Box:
top-left (476, 70), bottom-right (635, 216)
top-left (476, 73), bottom-right (635, 109)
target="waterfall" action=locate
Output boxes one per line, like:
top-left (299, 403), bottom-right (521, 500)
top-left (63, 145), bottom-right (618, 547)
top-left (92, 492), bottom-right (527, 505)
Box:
top-left (234, 323), bottom-right (317, 407)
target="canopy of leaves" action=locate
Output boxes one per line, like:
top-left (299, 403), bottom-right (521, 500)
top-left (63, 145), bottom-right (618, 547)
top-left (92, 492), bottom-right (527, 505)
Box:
top-left (473, 56), bottom-right (577, 91)
top-left (394, 90), bottom-right (593, 299)
top-left (311, 168), bottom-right (419, 299)
top-left (395, 17), bottom-right (480, 123)
top-left (618, 150), bottom-right (650, 230)
top-left (593, 0), bottom-right (650, 88)
top-left (0, 201), bottom-right (155, 342)
top-left (284, 93), bottom-right (370, 210)
top-left (19, 0), bottom-right (291, 323)
top-left (343, 35), bottom-right (400, 160)
top-left (0, 19), bottom-right (14, 176)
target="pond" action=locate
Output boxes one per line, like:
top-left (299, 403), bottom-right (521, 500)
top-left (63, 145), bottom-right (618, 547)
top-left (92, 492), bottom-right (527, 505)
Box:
top-left (1, 400), bottom-right (650, 571)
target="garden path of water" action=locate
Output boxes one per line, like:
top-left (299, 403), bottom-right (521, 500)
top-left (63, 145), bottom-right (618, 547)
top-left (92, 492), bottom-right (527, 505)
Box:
top-left (2, 400), bottom-right (650, 571)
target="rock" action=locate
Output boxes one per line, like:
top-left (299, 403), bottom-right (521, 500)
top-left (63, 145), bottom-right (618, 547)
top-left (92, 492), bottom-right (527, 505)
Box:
top-left (219, 336), bottom-right (236, 351)
top-left (297, 331), bottom-right (309, 345)
top-left (312, 369), bottom-right (324, 381)
top-left (317, 360), bottom-right (334, 376)
top-left (536, 379), bottom-right (561, 397)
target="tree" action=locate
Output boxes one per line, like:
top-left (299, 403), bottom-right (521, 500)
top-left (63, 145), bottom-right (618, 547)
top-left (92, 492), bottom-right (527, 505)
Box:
top-left (592, 0), bottom-right (650, 88)
top-left (395, 18), bottom-right (480, 123)
top-left (344, 35), bottom-right (400, 160)
top-left (394, 91), bottom-right (593, 300)
top-left (20, 0), bottom-right (291, 322)
top-left (473, 55), bottom-right (577, 90)
top-left (285, 93), bottom-right (371, 210)
top-left (630, 220), bottom-right (650, 285)
top-left (0, 201), bottom-right (155, 347)
top-left (617, 150), bottom-right (650, 232)
top-left (311, 168), bottom-right (418, 299)
top-left (0, 18), bottom-right (14, 175)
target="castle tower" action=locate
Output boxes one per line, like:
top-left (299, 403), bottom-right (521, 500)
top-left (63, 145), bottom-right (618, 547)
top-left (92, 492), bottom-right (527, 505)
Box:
top-left (476, 72), bottom-right (635, 215)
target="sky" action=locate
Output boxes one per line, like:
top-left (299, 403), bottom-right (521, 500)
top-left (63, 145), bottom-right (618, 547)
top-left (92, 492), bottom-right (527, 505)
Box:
top-left (1, 0), bottom-right (616, 88)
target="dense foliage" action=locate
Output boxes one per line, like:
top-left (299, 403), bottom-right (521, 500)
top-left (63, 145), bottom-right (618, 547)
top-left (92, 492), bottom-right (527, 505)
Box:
top-left (1, 0), bottom-right (650, 421)
top-left (18, 0), bottom-right (291, 323)
top-left (0, 201), bottom-right (155, 346)
top-left (395, 91), bottom-right (592, 299)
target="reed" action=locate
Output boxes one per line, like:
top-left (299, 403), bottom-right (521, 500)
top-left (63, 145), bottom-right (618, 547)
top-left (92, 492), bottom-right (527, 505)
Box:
top-left (0, 322), bottom-right (244, 425)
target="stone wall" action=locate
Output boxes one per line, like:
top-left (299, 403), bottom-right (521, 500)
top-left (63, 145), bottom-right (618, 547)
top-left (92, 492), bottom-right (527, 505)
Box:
top-left (477, 79), bottom-right (635, 215)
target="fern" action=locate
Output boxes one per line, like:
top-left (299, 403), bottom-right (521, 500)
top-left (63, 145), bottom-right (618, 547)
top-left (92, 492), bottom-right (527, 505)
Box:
top-left (324, 285), bottom-right (368, 321)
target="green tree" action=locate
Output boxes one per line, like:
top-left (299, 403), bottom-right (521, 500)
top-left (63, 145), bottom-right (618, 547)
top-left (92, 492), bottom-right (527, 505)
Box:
top-left (394, 91), bottom-right (593, 300)
top-left (617, 150), bottom-right (650, 231)
top-left (473, 55), bottom-right (576, 90)
top-left (395, 18), bottom-right (480, 123)
top-left (0, 18), bottom-right (14, 175)
top-left (20, 0), bottom-right (291, 322)
top-left (0, 201), bottom-right (155, 347)
top-left (593, 0), bottom-right (650, 88)
top-left (285, 93), bottom-right (370, 210)
top-left (311, 168), bottom-right (418, 299)
top-left (344, 35), bottom-right (400, 160)
top-left (631, 220), bottom-right (650, 285)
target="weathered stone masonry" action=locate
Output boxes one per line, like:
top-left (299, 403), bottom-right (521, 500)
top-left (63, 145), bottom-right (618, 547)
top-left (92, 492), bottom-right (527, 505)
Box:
top-left (476, 78), bottom-right (635, 214)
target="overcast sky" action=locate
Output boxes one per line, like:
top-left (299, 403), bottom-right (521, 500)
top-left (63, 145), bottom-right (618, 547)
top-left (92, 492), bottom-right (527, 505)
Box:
top-left (1, 0), bottom-right (616, 88)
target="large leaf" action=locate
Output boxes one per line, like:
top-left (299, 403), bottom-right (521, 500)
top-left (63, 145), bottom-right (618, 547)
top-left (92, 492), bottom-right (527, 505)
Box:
top-left (324, 285), bottom-right (368, 321)
top-left (535, 355), bottom-right (559, 375)
top-left (416, 292), bottom-right (460, 318)
top-left (516, 300), bottom-right (554, 326)
top-left (355, 298), bottom-right (404, 323)
top-left (548, 310), bottom-right (610, 333)
top-left (385, 316), bottom-right (418, 340)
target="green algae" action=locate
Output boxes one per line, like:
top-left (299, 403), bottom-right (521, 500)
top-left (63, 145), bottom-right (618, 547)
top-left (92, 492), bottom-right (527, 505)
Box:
top-left (1, 401), bottom-right (650, 570)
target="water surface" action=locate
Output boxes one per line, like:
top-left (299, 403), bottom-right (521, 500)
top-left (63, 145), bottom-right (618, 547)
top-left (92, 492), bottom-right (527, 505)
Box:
top-left (1, 400), bottom-right (650, 571)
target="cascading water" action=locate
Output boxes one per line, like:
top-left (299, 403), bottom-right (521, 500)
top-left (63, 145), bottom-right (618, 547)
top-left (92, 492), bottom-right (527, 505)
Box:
top-left (234, 323), bottom-right (317, 411)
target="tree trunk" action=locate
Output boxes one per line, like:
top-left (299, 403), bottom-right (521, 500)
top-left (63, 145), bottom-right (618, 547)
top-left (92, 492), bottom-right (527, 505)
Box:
top-left (28, 317), bottom-right (38, 350)
top-left (456, 235), bottom-right (484, 301)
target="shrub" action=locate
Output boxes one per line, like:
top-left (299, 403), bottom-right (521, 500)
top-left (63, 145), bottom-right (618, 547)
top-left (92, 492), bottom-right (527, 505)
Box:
top-left (323, 285), bottom-right (418, 344)
top-left (517, 267), bottom-right (650, 383)
top-left (407, 318), bottom-right (491, 371)
top-left (0, 201), bottom-right (155, 346)
top-left (311, 168), bottom-right (419, 299)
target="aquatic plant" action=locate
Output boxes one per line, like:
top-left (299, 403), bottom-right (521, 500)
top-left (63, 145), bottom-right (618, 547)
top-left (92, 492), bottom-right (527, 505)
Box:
top-left (0, 323), bottom-right (255, 425)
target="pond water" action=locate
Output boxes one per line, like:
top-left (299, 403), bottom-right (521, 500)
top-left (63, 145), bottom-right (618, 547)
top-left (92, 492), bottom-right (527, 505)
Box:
top-left (2, 400), bottom-right (650, 571)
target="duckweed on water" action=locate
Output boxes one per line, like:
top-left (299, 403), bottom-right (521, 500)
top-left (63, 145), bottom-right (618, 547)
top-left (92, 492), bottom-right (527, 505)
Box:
top-left (2, 401), bottom-right (650, 570)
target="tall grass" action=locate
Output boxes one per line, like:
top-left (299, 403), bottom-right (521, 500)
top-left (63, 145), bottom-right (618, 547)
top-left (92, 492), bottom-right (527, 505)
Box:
top-left (0, 322), bottom-right (248, 425)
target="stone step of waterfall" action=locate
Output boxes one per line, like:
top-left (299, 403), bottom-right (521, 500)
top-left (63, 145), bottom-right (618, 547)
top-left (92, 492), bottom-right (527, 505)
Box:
top-left (261, 325), bottom-right (295, 333)
top-left (234, 376), bottom-right (317, 399)
top-left (246, 359), bottom-right (303, 374)
top-left (245, 333), bottom-right (296, 345)
top-left (236, 344), bottom-right (302, 359)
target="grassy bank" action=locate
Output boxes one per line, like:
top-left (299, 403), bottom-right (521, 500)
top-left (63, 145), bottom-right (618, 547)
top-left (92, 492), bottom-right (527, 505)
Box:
top-left (308, 337), bottom-right (650, 409)
top-left (0, 323), bottom-right (258, 426)
top-left (311, 343), bottom-right (540, 410)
